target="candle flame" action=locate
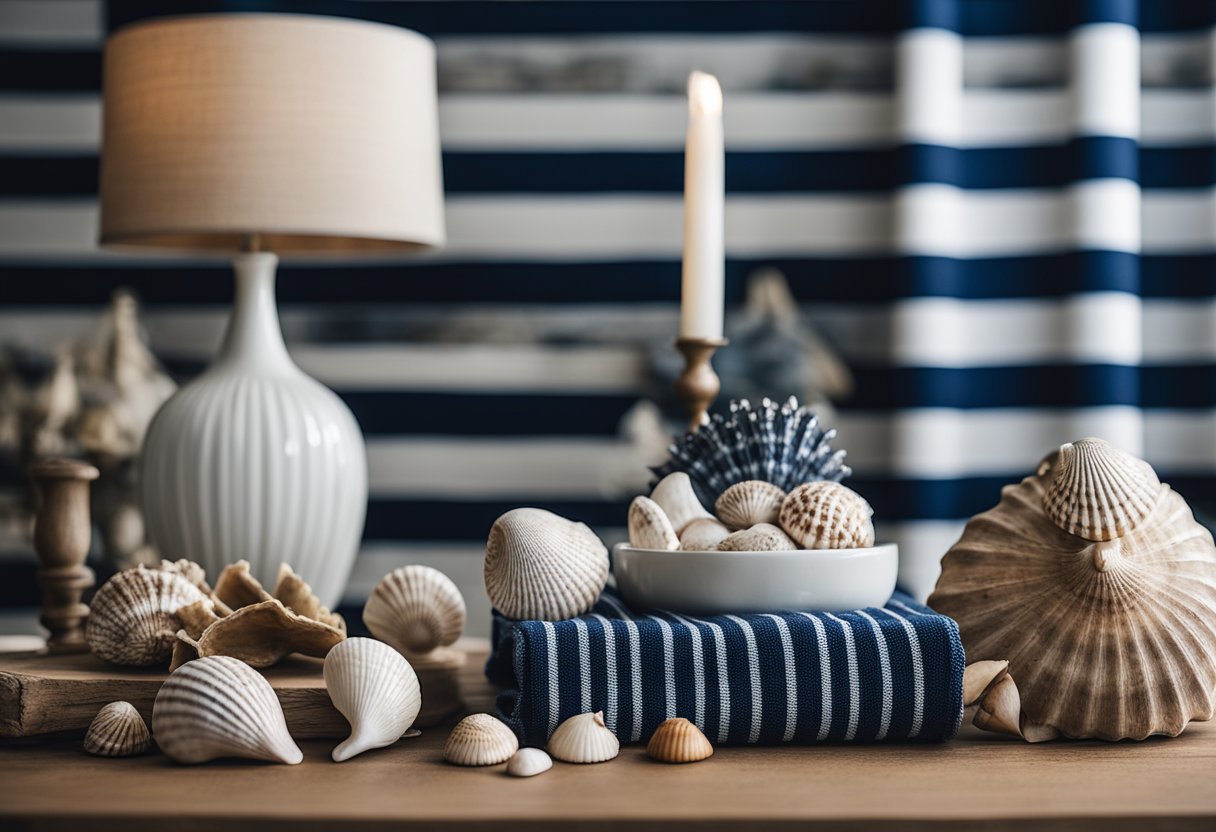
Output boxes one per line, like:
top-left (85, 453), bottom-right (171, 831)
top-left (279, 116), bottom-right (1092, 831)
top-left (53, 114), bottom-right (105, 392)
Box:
top-left (687, 71), bottom-right (722, 118)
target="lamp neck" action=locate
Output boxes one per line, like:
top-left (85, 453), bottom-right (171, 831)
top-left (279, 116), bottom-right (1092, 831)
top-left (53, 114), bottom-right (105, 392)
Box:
top-left (215, 252), bottom-right (295, 373)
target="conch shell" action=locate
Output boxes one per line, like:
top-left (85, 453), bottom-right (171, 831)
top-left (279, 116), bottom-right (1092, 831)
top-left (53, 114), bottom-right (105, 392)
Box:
top-left (930, 439), bottom-right (1216, 741)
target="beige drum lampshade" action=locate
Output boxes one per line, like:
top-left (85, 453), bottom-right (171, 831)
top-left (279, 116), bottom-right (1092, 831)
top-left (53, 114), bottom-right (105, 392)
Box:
top-left (99, 13), bottom-right (445, 253)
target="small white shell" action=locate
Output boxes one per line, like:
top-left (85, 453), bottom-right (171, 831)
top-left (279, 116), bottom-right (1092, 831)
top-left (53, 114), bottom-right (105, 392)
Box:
top-left (152, 655), bottom-right (303, 765)
top-left (86, 565), bottom-right (206, 667)
top-left (484, 508), bottom-right (609, 621)
top-left (628, 496), bottom-right (679, 550)
top-left (83, 701), bottom-right (150, 757)
top-left (649, 472), bottom-right (713, 534)
top-left (324, 637), bottom-right (422, 762)
top-left (715, 481), bottom-right (786, 530)
top-left (547, 711), bottom-right (619, 764)
top-left (363, 565), bottom-right (466, 655)
top-left (716, 523), bottom-right (799, 552)
top-left (678, 517), bottom-right (731, 551)
top-left (444, 713), bottom-right (519, 766)
top-left (506, 747), bottom-right (553, 777)
top-left (779, 481), bottom-right (875, 549)
top-left (1043, 437), bottom-right (1162, 541)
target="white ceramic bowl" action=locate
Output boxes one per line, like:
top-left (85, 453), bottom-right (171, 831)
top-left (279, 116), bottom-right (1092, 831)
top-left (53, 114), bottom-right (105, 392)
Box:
top-left (613, 543), bottom-right (899, 615)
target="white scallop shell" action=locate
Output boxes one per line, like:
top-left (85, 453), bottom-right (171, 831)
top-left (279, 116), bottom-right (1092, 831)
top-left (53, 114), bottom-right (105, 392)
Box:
top-left (444, 713), bottom-right (519, 766)
top-left (86, 565), bottom-right (206, 667)
top-left (779, 481), bottom-right (875, 549)
top-left (84, 701), bottom-right (150, 757)
top-left (628, 495), bottom-right (679, 550)
top-left (506, 747), bottom-right (553, 777)
top-left (484, 508), bottom-right (609, 621)
top-left (678, 517), bottom-right (731, 551)
top-left (152, 655), bottom-right (303, 765)
top-left (649, 472), bottom-right (713, 534)
top-left (547, 711), bottom-right (619, 763)
top-left (1043, 437), bottom-right (1162, 541)
top-left (716, 523), bottom-right (799, 552)
top-left (363, 565), bottom-right (466, 655)
top-left (715, 480), bottom-right (787, 530)
top-left (324, 637), bottom-right (422, 762)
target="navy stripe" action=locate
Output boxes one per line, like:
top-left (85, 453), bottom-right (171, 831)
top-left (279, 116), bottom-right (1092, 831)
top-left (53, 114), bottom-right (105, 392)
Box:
top-left (363, 499), bottom-right (627, 541)
top-left (0, 51), bottom-right (100, 91)
top-left (343, 392), bottom-right (638, 436)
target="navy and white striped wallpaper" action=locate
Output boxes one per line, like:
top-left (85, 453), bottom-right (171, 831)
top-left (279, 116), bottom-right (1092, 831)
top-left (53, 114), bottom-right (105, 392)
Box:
top-left (2, 0), bottom-right (1215, 637)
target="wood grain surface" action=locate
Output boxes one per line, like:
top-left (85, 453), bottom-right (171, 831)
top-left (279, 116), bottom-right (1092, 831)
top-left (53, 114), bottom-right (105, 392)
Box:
top-left (1, 647), bottom-right (1214, 831)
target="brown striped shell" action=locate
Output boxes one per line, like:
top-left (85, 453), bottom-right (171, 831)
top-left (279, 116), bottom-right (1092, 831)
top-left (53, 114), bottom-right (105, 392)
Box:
top-left (83, 701), bottom-right (151, 757)
top-left (86, 565), bottom-right (206, 667)
top-left (929, 447), bottom-right (1216, 741)
top-left (646, 717), bottom-right (714, 763)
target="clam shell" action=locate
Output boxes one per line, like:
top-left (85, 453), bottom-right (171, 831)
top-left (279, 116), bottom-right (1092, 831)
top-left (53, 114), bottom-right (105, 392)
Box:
top-left (444, 713), bottom-right (519, 766)
top-left (84, 701), bottom-right (151, 757)
top-left (649, 472), bottom-right (713, 534)
top-left (195, 598), bottom-right (345, 668)
top-left (779, 481), bottom-right (875, 550)
top-left (646, 717), bottom-right (713, 763)
top-left (1043, 437), bottom-right (1162, 541)
top-left (363, 565), bottom-right (466, 655)
top-left (152, 655), bottom-right (303, 764)
top-left (547, 711), bottom-right (619, 764)
top-left (715, 523), bottom-right (798, 552)
top-left (484, 508), bottom-right (609, 621)
top-left (929, 447), bottom-right (1216, 741)
top-left (715, 480), bottom-right (786, 530)
top-left (325, 637), bottom-right (422, 762)
top-left (678, 517), bottom-right (731, 551)
top-left (628, 496), bottom-right (679, 550)
top-left (506, 747), bottom-right (553, 777)
top-left (86, 565), bottom-right (206, 667)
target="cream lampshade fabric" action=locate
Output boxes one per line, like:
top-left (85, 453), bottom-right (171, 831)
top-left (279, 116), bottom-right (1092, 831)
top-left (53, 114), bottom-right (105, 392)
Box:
top-left (99, 13), bottom-right (444, 253)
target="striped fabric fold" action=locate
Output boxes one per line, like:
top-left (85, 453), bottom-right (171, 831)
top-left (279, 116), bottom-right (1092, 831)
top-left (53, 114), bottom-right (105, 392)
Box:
top-left (487, 590), bottom-right (965, 747)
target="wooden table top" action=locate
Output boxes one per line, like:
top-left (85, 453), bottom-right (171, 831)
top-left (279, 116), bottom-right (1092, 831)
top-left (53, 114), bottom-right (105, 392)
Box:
top-left (1, 645), bottom-right (1214, 832)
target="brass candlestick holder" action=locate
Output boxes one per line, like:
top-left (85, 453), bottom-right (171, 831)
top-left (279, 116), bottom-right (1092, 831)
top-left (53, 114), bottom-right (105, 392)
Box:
top-left (29, 457), bottom-right (100, 652)
top-left (674, 336), bottom-right (728, 431)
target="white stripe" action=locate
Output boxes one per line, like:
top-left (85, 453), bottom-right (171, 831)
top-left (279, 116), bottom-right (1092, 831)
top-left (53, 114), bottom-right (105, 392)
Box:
top-left (1070, 23), bottom-right (1140, 139)
top-left (573, 618), bottom-right (592, 713)
top-left (669, 613), bottom-right (707, 729)
top-left (798, 613), bottom-right (833, 741)
top-left (686, 615), bottom-right (732, 744)
top-left (879, 607), bottom-right (926, 738)
top-left (0, 1), bottom-right (100, 46)
top-left (762, 614), bottom-right (799, 742)
top-left (590, 614), bottom-right (620, 734)
top-left (0, 96), bottom-right (100, 154)
top-left (724, 615), bottom-right (763, 744)
top-left (826, 613), bottom-right (861, 741)
top-left (896, 28), bottom-right (963, 145)
top-left (656, 617), bottom-right (676, 719)
top-left (857, 610), bottom-right (894, 740)
top-left (598, 594), bottom-right (644, 742)
top-left (542, 620), bottom-right (560, 736)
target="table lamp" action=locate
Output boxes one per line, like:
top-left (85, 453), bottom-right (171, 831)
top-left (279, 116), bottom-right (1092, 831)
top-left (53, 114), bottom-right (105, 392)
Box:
top-left (98, 14), bottom-right (445, 606)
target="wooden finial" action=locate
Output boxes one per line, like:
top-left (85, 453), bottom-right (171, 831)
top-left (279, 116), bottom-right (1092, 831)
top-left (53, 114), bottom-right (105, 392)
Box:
top-left (29, 457), bottom-right (100, 652)
top-left (673, 337), bottom-right (728, 431)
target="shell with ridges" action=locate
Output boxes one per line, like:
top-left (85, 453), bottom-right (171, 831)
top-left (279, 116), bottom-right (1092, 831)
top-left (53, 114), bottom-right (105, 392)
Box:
top-left (484, 508), bottom-right (609, 621)
top-left (152, 655), bottom-right (303, 764)
top-left (646, 717), bottom-right (714, 763)
top-left (547, 711), bottom-right (619, 763)
top-left (715, 523), bottom-right (798, 552)
top-left (779, 481), bottom-right (875, 550)
top-left (325, 637), bottom-right (422, 761)
top-left (1043, 437), bottom-right (1161, 541)
top-left (715, 480), bottom-right (786, 530)
top-left (363, 565), bottom-right (466, 655)
top-left (506, 747), bottom-right (553, 777)
top-left (929, 446), bottom-right (1216, 741)
top-left (84, 701), bottom-right (151, 757)
top-left (628, 496), bottom-right (679, 550)
top-left (86, 565), bottom-right (206, 667)
top-left (444, 713), bottom-right (519, 766)
top-left (678, 517), bottom-right (731, 551)
top-left (649, 472), bottom-right (713, 534)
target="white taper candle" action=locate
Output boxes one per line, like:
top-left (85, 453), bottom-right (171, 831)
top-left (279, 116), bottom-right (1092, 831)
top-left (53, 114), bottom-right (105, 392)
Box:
top-left (680, 70), bottom-right (725, 340)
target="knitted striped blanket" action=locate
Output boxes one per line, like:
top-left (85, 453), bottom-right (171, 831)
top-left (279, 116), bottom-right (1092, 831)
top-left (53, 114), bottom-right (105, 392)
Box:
top-left (487, 590), bottom-right (965, 747)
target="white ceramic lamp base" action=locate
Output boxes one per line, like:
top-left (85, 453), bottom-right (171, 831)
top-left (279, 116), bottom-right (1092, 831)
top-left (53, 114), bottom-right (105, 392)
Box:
top-left (141, 253), bottom-right (367, 607)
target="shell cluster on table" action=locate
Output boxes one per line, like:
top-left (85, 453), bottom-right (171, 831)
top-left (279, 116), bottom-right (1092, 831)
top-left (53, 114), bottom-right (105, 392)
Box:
top-left (930, 437), bottom-right (1216, 742)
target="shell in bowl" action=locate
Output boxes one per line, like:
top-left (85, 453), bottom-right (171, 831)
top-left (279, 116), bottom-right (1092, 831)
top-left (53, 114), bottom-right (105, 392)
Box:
top-left (649, 472), bottom-right (713, 534)
top-left (363, 565), bottom-right (466, 655)
top-left (779, 481), bottom-right (875, 550)
top-left (715, 481), bottom-right (786, 530)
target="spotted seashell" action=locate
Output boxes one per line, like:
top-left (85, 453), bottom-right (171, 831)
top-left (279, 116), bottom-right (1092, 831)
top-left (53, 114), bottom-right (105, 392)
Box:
top-left (484, 508), bottom-right (609, 621)
top-left (715, 480), bottom-right (786, 530)
top-left (646, 717), bottom-right (713, 763)
top-left (779, 481), bottom-right (875, 550)
top-left (1042, 437), bottom-right (1162, 542)
top-left (715, 523), bottom-right (799, 552)
top-left (363, 565), bottom-right (466, 655)
top-left (547, 711), bottom-right (619, 764)
top-left (444, 713), bottom-right (519, 766)
top-left (628, 496), bottom-right (679, 550)
top-left (83, 701), bottom-right (151, 757)
top-left (678, 517), bottom-right (731, 551)
top-left (86, 565), bottom-right (206, 667)
top-left (649, 472), bottom-right (713, 534)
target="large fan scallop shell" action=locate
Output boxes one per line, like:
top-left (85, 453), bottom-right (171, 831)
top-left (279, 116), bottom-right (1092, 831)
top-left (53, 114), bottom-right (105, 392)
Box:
top-left (1043, 437), bottom-right (1161, 541)
top-left (86, 565), bottom-right (206, 667)
top-left (484, 508), bottom-right (609, 621)
top-left (325, 637), bottom-right (422, 761)
top-left (363, 565), bottom-right (466, 655)
top-left (929, 447), bottom-right (1216, 741)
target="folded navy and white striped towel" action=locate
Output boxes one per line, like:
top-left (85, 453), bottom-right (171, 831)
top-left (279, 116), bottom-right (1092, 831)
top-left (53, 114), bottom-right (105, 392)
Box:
top-left (487, 590), bottom-right (965, 747)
